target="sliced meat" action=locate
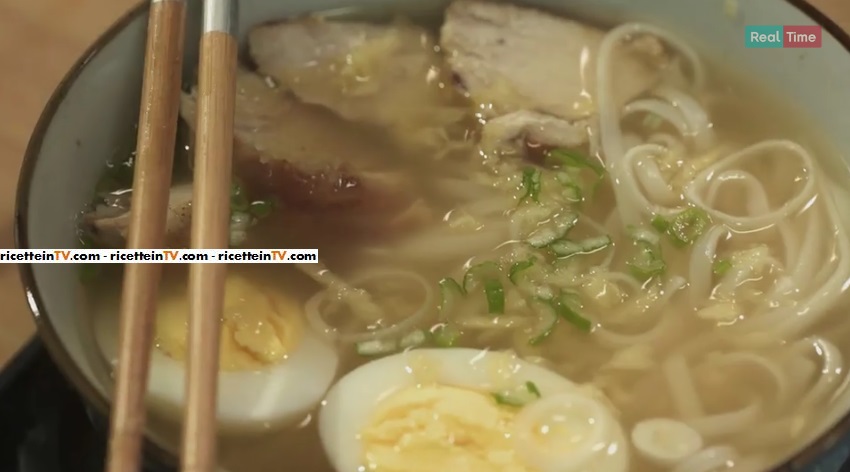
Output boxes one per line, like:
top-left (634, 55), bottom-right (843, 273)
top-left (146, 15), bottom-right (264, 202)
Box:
top-left (83, 183), bottom-right (192, 248)
top-left (180, 68), bottom-right (417, 216)
top-left (480, 110), bottom-right (589, 155)
top-left (247, 18), bottom-right (469, 152)
top-left (440, 0), bottom-right (667, 121)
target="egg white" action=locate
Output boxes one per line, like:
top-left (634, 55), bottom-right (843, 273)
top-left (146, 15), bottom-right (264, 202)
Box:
top-left (95, 311), bottom-right (339, 433)
top-left (318, 347), bottom-right (628, 472)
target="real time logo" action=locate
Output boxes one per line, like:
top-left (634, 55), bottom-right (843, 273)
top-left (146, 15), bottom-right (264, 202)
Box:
top-left (745, 25), bottom-right (822, 48)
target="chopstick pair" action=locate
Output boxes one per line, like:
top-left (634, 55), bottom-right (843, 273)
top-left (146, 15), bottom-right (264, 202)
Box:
top-left (105, 1), bottom-right (238, 471)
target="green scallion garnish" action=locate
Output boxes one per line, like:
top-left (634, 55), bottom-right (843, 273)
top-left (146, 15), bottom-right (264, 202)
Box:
top-left (525, 381), bottom-right (542, 398)
top-left (249, 199), bottom-right (275, 218)
top-left (651, 215), bottom-right (670, 233)
top-left (667, 208), bottom-right (712, 247)
top-left (438, 277), bottom-right (465, 312)
top-left (552, 294), bottom-right (592, 332)
top-left (508, 259), bottom-right (535, 284)
top-left (628, 241), bottom-right (667, 281)
top-left (546, 148), bottom-right (605, 178)
top-left (484, 279), bottom-right (505, 314)
top-left (431, 324), bottom-right (461, 347)
top-left (521, 167), bottom-right (542, 202)
top-left (713, 258), bottom-right (732, 276)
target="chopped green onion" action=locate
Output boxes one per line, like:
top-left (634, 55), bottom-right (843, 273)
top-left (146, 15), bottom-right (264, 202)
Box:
top-left (668, 208), bottom-right (712, 247)
top-left (492, 381), bottom-right (544, 407)
top-left (628, 241), bottom-right (667, 281)
top-left (526, 212), bottom-right (578, 248)
top-left (552, 294), bottom-right (593, 332)
top-left (556, 172), bottom-right (583, 203)
top-left (463, 262), bottom-right (505, 315)
top-left (528, 298), bottom-right (558, 345)
top-left (713, 258), bottom-right (732, 276)
top-left (550, 235), bottom-right (612, 258)
top-left (431, 324), bottom-right (461, 347)
top-left (549, 240), bottom-right (582, 257)
top-left (509, 259), bottom-right (535, 284)
top-left (546, 149), bottom-right (606, 178)
top-left (399, 330), bottom-right (427, 349)
top-left (562, 182), bottom-right (583, 203)
top-left (462, 261), bottom-right (501, 292)
top-left (525, 381), bottom-right (542, 398)
top-left (484, 279), bottom-right (505, 314)
top-left (628, 225), bottom-right (661, 246)
top-left (521, 167), bottom-right (542, 202)
top-left (651, 215), bottom-right (670, 233)
top-left (249, 199), bottom-right (275, 218)
top-left (491, 392), bottom-right (524, 407)
top-left (438, 277), bottom-right (465, 317)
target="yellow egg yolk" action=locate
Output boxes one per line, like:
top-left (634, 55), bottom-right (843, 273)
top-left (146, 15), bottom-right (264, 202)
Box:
top-left (359, 384), bottom-right (534, 472)
top-left (153, 273), bottom-right (303, 371)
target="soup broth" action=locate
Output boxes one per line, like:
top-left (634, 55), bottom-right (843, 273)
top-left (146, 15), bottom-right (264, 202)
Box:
top-left (83, 1), bottom-right (850, 471)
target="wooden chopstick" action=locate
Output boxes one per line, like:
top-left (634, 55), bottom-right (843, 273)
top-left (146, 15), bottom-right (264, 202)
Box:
top-left (105, 1), bottom-right (187, 472)
top-left (181, 0), bottom-right (238, 470)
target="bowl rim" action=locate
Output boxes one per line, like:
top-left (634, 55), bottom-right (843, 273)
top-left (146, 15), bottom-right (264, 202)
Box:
top-left (13, 0), bottom-right (850, 469)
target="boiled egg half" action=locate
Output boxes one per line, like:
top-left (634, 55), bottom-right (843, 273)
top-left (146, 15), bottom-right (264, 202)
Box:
top-left (318, 347), bottom-right (628, 472)
top-left (95, 270), bottom-right (339, 433)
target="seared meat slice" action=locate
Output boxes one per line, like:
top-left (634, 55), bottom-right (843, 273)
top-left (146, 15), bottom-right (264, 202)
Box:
top-left (247, 18), bottom-right (469, 152)
top-left (85, 68), bottom-right (435, 249)
top-left (84, 183), bottom-right (193, 248)
top-left (180, 68), bottom-right (419, 218)
top-left (440, 0), bottom-right (667, 121)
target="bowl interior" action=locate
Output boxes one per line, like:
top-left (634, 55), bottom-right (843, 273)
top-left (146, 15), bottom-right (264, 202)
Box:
top-left (16, 0), bottom-right (850, 468)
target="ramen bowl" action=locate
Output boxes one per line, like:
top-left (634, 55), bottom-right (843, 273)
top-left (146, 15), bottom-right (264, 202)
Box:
top-left (15, 0), bottom-right (850, 470)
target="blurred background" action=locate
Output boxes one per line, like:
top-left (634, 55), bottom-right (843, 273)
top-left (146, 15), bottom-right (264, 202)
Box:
top-left (0, 0), bottom-right (846, 369)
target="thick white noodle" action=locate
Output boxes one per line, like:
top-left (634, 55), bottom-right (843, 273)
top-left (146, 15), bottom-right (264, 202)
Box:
top-left (686, 398), bottom-right (762, 438)
top-left (735, 187), bottom-right (850, 337)
top-left (619, 144), bottom-right (689, 217)
top-left (689, 225), bottom-right (729, 305)
top-left (794, 337), bottom-right (844, 408)
top-left (790, 202), bottom-right (824, 290)
top-left (594, 313), bottom-right (677, 349)
top-left (597, 23), bottom-right (705, 225)
top-left (707, 352), bottom-right (791, 408)
top-left (593, 277), bottom-right (685, 348)
top-left (684, 140), bottom-right (817, 231)
top-left (304, 269), bottom-right (433, 344)
top-left (663, 354), bottom-right (705, 418)
top-left (635, 153), bottom-right (680, 205)
top-left (597, 22), bottom-right (706, 166)
top-left (654, 86), bottom-right (717, 152)
top-left (623, 99), bottom-right (690, 138)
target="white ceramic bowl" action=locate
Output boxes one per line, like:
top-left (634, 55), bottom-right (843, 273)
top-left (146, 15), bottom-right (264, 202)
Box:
top-left (15, 0), bottom-right (850, 469)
